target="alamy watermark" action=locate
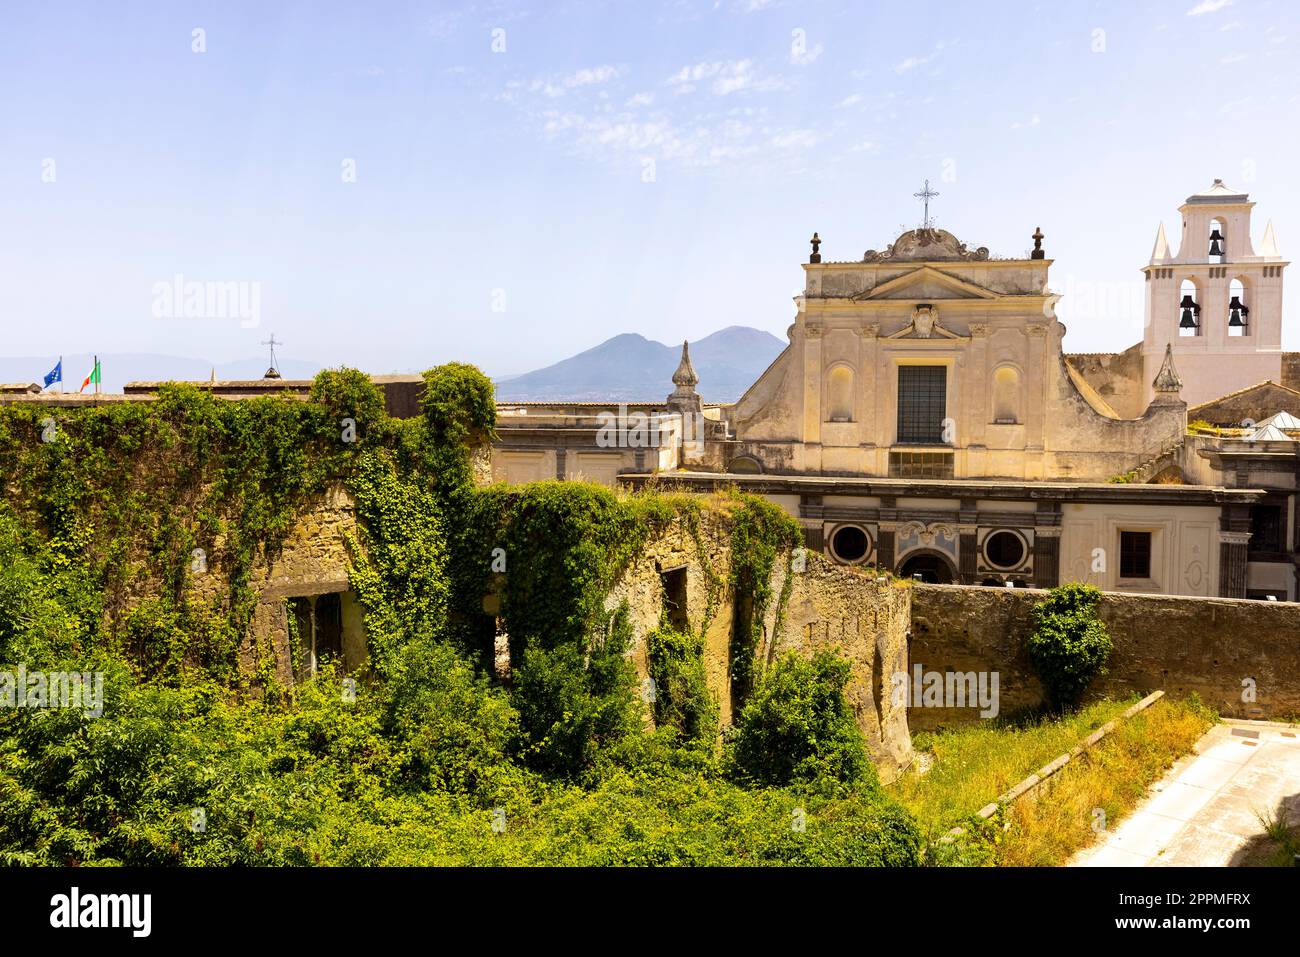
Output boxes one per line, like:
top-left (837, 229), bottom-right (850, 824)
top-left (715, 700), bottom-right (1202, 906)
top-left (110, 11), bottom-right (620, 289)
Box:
top-left (0, 665), bottom-right (104, 717)
top-left (151, 273), bottom-right (261, 328)
top-left (892, 665), bottom-right (1000, 718)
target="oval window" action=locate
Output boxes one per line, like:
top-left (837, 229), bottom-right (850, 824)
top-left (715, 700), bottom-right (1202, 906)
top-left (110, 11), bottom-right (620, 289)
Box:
top-left (830, 525), bottom-right (871, 564)
top-left (984, 530), bottom-right (1026, 569)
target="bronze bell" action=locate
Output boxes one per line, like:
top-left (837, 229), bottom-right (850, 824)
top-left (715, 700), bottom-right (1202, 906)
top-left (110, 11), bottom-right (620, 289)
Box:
top-left (1209, 228), bottom-right (1225, 258)
top-left (1228, 295), bottom-right (1248, 327)
top-left (1179, 294), bottom-right (1199, 329)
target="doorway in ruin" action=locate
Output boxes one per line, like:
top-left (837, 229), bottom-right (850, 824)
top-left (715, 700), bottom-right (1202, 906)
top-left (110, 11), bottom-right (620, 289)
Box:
top-left (287, 589), bottom-right (366, 681)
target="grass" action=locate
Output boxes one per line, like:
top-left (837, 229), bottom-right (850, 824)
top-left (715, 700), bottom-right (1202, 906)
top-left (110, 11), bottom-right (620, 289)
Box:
top-left (997, 697), bottom-right (1215, 865)
top-left (885, 696), bottom-right (1216, 866)
top-left (885, 698), bottom-right (1132, 844)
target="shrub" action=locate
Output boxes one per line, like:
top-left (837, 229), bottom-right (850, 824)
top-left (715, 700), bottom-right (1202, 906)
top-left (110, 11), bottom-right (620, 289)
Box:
top-left (646, 625), bottom-right (718, 748)
top-left (1026, 583), bottom-right (1113, 711)
top-left (728, 649), bottom-right (873, 791)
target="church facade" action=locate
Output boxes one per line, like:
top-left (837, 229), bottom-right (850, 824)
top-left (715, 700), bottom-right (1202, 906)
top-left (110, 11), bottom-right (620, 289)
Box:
top-left (492, 182), bottom-right (1299, 602)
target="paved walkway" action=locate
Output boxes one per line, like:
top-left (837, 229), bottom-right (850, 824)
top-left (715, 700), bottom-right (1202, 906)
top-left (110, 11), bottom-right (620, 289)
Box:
top-left (1071, 721), bottom-right (1300, 867)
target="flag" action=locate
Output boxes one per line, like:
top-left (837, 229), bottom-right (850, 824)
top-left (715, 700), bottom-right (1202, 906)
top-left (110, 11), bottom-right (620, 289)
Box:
top-left (78, 358), bottom-right (100, 394)
top-left (43, 358), bottom-right (62, 389)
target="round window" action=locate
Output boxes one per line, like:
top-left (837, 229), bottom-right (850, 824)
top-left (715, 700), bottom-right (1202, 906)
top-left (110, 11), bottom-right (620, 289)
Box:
top-left (984, 530), bottom-right (1026, 569)
top-left (830, 525), bottom-right (870, 564)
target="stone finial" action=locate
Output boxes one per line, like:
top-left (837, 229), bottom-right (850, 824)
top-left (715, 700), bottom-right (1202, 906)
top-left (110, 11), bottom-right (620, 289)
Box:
top-left (809, 232), bottom-right (822, 264)
top-left (672, 340), bottom-right (698, 389)
top-left (1153, 343), bottom-right (1183, 394)
top-left (667, 340), bottom-right (703, 420)
top-left (1030, 226), bottom-right (1045, 260)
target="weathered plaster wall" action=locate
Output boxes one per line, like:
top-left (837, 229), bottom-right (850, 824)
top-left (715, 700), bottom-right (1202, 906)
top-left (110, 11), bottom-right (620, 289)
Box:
top-left (1064, 344), bottom-right (1145, 419)
top-left (909, 583), bottom-right (1300, 730)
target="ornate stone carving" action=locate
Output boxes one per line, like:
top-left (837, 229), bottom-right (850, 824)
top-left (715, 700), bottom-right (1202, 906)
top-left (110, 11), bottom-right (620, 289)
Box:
top-left (863, 227), bottom-right (990, 263)
top-left (885, 304), bottom-right (965, 340)
top-left (860, 323), bottom-right (879, 339)
top-left (804, 322), bottom-right (823, 338)
top-left (968, 323), bottom-right (989, 337)
top-left (1153, 342), bottom-right (1183, 394)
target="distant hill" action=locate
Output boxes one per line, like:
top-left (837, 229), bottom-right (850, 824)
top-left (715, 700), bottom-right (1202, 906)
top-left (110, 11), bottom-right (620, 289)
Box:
top-left (494, 326), bottom-right (786, 402)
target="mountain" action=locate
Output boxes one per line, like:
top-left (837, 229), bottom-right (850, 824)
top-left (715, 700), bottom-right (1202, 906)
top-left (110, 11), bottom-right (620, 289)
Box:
top-left (494, 326), bottom-right (786, 402)
top-left (0, 354), bottom-right (323, 395)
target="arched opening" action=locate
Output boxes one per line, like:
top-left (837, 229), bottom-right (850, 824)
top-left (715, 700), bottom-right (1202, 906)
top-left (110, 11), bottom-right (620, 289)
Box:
top-left (826, 364), bottom-right (854, 422)
top-left (1208, 218), bottom-right (1226, 263)
top-left (897, 550), bottom-right (955, 584)
top-left (1228, 277), bottom-right (1250, 337)
top-left (829, 524), bottom-right (871, 564)
top-left (726, 455), bottom-right (763, 474)
top-left (992, 366), bottom-right (1021, 424)
top-left (1178, 278), bottom-right (1201, 337)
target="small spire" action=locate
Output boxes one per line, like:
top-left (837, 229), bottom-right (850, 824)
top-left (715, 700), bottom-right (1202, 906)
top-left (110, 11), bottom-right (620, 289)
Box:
top-left (1150, 222), bottom-right (1170, 262)
top-left (1260, 220), bottom-right (1280, 258)
top-left (1030, 226), bottom-right (1045, 260)
top-left (809, 232), bottom-right (822, 264)
top-left (1153, 343), bottom-right (1183, 394)
top-left (672, 340), bottom-right (698, 388)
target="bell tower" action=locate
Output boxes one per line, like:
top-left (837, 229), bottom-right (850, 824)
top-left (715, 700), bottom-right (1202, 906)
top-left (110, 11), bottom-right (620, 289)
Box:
top-left (1142, 179), bottom-right (1287, 409)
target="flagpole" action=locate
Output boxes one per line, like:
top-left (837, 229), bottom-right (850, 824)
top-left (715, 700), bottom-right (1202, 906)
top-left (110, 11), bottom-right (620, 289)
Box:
top-left (94, 355), bottom-right (99, 397)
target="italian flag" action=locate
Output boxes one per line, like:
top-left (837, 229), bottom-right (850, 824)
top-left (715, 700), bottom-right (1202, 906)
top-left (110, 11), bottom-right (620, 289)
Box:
top-left (78, 357), bottom-right (100, 394)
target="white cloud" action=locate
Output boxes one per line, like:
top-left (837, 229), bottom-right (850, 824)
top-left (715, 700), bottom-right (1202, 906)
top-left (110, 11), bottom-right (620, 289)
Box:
top-left (1187, 0), bottom-right (1233, 16)
top-left (530, 65), bottom-right (623, 98)
top-left (838, 94), bottom-right (863, 107)
top-left (667, 59), bottom-right (788, 95)
top-left (626, 92), bottom-right (655, 107)
top-left (1010, 114), bottom-right (1041, 130)
top-left (894, 40), bottom-right (953, 74)
top-left (849, 140), bottom-right (878, 153)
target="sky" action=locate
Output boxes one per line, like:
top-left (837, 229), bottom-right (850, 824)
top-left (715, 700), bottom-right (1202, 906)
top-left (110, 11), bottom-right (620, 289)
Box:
top-left (2, 0), bottom-right (1298, 378)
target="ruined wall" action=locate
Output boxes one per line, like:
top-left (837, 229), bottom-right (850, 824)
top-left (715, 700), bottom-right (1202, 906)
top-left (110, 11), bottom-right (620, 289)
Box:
top-left (909, 583), bottom-right (1300, 730)
top-left (1283, 353), bottom-right (1300, 393)
top-left (1064, 344), bottom-right (1145, 419)
top-left (605, 511), bottom-right (914, 781)
top-left (185, 483), bottom-right (364, 682)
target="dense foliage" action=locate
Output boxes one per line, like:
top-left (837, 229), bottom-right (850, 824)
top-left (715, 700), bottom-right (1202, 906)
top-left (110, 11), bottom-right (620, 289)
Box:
top-left (1025, 583), bottom-right (1114, 711)
top-left (0, 368), bottom-right (920, 866)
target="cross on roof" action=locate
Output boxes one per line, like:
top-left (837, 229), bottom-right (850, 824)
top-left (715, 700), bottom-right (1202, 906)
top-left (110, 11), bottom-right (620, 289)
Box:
top-left (914, 180), bottom-right (939, 228)
top-left (261, 334), bottom-right (282, 373)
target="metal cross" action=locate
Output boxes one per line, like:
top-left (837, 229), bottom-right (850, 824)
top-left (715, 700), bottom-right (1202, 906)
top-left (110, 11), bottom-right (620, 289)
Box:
top-left (914, 180), bottom-right (939, 228)
top-left (261, 334), bottom-right (282, 371)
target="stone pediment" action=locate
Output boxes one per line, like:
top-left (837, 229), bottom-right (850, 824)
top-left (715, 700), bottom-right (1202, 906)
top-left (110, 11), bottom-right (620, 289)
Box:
top-left (854, 265), bottom-right (999, 302)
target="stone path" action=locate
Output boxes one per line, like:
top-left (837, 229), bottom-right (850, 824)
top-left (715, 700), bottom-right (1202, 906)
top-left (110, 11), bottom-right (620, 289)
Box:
top-left (1070, 721), bottom-right (1300, 867)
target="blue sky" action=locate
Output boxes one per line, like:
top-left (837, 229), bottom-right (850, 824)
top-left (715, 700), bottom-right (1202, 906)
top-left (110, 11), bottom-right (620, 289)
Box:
top-left (2, 0), bottom-right (1298, 379)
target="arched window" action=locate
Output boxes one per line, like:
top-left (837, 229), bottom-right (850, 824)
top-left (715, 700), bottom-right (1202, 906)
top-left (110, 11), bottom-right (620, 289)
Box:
top-left (826, 365), bottom-right (854, 422)
top-left (992, 366), bottom-right (1021, 424)
top-left (1228, 277), bottom-right (1250, 337)
top-left (1178, 279), bottom-right (1201, 337)
top-left (1208, 218), bottom-right (1226, 263)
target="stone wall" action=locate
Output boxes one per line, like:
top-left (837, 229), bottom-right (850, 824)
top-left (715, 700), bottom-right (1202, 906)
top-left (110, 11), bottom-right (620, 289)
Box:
top-left (605, 510), bottom-right (914, 781)
top-left (909, 582), bottom-right (1300, 729)
top-left (182, 483), bottom-right (365, 681)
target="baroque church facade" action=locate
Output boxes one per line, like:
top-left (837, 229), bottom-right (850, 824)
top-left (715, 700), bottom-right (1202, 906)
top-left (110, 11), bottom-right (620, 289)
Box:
top-left (489, 181), bottom-right (1298, 601)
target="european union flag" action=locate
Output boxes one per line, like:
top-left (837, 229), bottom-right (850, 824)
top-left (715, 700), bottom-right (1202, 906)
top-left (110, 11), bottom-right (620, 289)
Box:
top-left (43, 358), bottom-right (62, 388)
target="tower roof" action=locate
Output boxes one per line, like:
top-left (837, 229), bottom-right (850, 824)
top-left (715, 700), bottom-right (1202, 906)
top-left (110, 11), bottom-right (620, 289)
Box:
top-left (1184, 178), bottom-right (1249, 205)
